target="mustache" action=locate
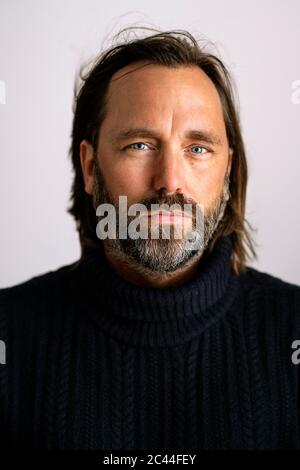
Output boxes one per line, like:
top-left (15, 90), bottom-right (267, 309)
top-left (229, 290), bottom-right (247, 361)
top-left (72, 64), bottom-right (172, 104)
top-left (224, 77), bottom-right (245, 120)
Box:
top-left (137, 189), bottom-right (198, 212)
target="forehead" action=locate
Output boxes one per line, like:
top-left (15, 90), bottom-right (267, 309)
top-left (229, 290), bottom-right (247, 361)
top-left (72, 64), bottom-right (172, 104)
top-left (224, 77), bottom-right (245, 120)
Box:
top-left (103, 62), bottom-right (225, 131)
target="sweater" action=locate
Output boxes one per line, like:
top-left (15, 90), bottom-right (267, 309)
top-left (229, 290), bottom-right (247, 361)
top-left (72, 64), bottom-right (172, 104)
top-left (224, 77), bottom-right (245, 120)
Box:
top-left (0, 234), bottom-right (300, 450)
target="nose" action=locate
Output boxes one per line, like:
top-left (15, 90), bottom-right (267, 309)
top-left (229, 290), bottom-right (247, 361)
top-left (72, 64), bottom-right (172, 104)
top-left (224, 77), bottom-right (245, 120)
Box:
top-left (152, 151), bottom-right (183, 194)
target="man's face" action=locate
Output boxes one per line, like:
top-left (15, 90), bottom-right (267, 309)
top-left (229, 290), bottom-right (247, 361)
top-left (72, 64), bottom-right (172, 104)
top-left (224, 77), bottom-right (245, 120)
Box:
top-left (81, 62), bottom-right (233, 272)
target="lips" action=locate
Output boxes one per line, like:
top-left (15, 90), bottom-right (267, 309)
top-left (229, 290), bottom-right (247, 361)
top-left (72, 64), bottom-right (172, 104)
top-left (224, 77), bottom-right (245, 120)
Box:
top-left (137, 210), bottom-right (193, 224)
top-left (146, 210), bottom-right (191, 217)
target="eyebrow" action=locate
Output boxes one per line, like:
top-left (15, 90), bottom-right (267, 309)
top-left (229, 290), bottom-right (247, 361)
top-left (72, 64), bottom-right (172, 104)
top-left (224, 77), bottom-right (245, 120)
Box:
top-left (112, 127), bottom-right (223, 146)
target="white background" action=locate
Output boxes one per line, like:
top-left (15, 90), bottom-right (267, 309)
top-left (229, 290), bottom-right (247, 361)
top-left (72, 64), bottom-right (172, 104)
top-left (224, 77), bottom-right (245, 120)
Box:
top-left (0, 0), bottom-right (299, 287)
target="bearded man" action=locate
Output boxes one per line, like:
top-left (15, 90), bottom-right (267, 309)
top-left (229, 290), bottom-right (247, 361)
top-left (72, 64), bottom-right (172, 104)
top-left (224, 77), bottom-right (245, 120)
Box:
top-left (1, 28), bottom-right (300, 450)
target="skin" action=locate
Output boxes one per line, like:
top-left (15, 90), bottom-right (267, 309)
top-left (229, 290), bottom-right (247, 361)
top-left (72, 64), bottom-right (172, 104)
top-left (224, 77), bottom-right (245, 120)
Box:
top-left (80, 61), bottom-right (233, 288)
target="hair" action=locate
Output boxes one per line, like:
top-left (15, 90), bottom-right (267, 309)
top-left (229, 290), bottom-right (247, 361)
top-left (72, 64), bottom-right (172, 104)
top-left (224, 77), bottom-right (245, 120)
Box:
top-left (68, 26), bottom-right (257, 274)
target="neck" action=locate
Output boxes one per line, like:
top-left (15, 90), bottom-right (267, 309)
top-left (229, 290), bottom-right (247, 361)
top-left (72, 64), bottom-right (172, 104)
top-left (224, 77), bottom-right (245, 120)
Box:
top-left (102, 240), bottom-right (203, 288)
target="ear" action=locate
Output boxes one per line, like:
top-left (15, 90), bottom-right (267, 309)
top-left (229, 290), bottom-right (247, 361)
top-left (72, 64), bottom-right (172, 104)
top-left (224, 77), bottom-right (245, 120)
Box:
top-left (80, 140), bottom-right (94, 195)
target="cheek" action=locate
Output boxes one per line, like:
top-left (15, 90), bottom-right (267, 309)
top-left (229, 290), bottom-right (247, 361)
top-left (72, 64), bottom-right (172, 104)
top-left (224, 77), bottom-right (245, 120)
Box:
top-left (188, 165), bottom-right (227, 206)
top-left (99, 154), bottom-right (148, 200)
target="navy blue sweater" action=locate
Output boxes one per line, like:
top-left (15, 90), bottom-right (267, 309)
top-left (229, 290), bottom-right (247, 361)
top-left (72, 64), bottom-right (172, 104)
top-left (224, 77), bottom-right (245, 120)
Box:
top-left (0, 235), bottom-right (300, 449)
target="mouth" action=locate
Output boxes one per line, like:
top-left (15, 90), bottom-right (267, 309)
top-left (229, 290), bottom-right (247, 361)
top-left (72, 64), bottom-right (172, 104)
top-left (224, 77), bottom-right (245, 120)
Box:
top-left (138, 210), bottom-right (192, 224)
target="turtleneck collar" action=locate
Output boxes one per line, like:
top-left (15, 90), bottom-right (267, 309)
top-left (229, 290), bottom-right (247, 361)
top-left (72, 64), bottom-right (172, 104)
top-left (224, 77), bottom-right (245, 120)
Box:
top-left (73, 235), bottom-right (240, 348)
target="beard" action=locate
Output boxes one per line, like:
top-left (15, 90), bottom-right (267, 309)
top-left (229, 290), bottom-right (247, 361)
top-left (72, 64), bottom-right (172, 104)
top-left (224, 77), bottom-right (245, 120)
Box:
top-left (92, 159), bottom-right (230, 273)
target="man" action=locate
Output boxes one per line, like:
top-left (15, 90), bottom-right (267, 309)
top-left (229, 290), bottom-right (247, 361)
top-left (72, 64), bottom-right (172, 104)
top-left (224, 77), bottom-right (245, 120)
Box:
top-left (0, 28), bottom-right (300, 450)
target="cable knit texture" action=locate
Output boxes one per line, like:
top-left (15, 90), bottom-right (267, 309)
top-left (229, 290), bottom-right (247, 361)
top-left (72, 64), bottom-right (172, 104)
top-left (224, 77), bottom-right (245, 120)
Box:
top-left (0, 234), bottom-right (300, 449)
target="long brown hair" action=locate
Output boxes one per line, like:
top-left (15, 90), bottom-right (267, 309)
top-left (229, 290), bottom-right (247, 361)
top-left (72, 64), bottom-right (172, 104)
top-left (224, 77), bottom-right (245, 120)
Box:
top-left (68, 27), bottom-right (257, 274)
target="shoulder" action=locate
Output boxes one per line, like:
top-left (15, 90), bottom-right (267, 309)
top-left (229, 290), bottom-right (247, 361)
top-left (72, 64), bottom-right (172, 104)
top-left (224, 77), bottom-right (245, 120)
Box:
top-left (236, 266), bottom-right (300, 325)
top-left (239, 265), bottom-right (300, 294)
top-left (0, 261), bottom-right (80, 320)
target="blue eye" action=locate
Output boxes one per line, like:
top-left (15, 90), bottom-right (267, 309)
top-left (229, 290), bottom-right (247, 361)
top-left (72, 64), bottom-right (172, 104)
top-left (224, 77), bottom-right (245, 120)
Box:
top-left (127, 142), bottom-right (150, 151)
top-left (190, 146), bottom-right (208, 154)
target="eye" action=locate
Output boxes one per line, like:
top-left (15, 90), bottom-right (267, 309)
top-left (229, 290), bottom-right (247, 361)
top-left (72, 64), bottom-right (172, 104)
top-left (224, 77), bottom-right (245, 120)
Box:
top-left (125, 142), bottom-right (152, 151)
top-left (188, 145), bottom-right (210, 155)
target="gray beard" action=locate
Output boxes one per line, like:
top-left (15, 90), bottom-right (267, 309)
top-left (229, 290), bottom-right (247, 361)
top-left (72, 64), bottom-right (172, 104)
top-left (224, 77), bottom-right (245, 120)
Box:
top-left (92, 160), bottom-right (230, 273)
